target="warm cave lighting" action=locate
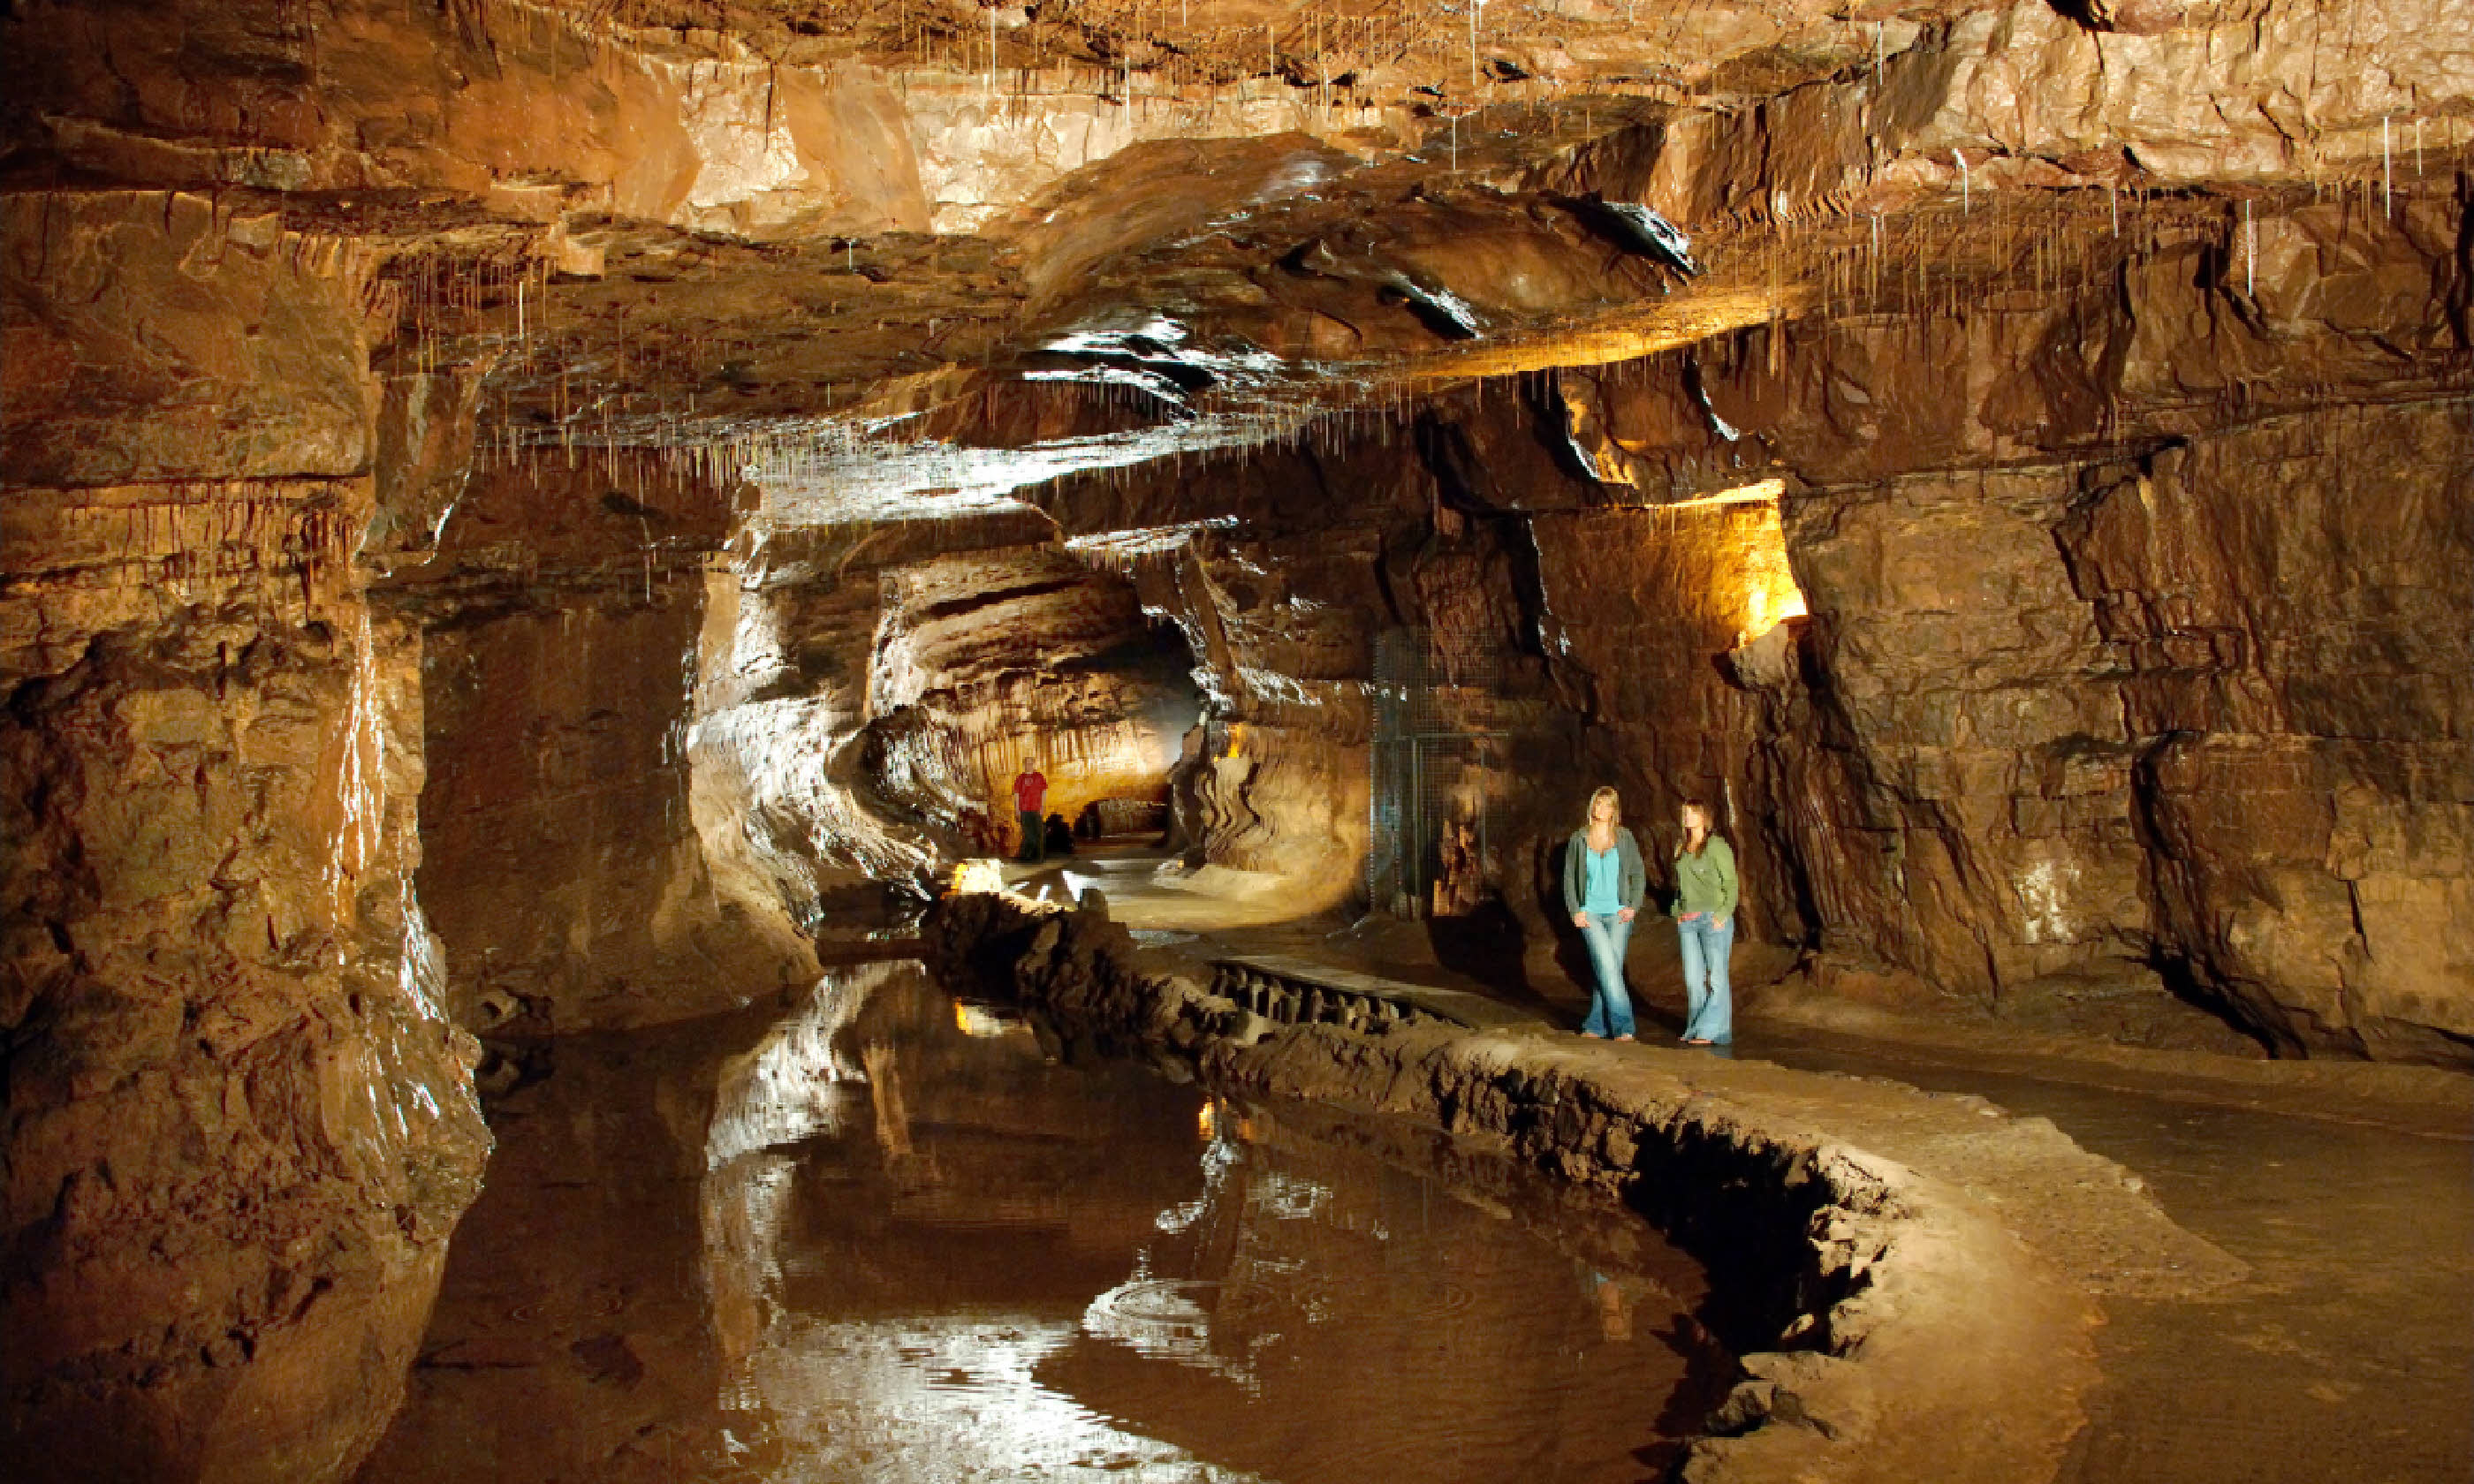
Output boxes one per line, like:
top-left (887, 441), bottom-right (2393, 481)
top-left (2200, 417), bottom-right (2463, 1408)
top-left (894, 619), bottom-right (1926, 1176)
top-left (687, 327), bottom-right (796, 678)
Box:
top-left (1666, 476), bottom-right (1787, 511)
top-left (975, 711), bottom-right (1186, 842)
top-left (948, 858), bottom-right (1008, 896)
top-left (1743, 565), bottom-right (1810, 643)
top-left (1727, 484), bottom-right (1809, 647)
top-left (953, 1003), bottom-right (1015, 1039)
top-left (1197, 1101), bottom-right (1217, 1142)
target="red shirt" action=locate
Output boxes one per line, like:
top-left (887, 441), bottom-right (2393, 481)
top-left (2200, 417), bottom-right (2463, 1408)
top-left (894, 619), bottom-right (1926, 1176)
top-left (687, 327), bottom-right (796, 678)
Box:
top-left (1012, 770), bottom-right (1047, 814)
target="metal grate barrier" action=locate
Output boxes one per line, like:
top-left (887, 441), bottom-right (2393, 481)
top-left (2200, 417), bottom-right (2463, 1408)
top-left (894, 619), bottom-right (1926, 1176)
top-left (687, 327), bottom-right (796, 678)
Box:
top-left (1368, 627), bottom-right (1511, 918)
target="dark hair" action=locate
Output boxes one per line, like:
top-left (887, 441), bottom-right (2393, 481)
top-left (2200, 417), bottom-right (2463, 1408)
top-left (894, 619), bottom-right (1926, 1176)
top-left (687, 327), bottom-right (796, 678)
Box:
top-left (1680, 798), bottom-right (1713, 856)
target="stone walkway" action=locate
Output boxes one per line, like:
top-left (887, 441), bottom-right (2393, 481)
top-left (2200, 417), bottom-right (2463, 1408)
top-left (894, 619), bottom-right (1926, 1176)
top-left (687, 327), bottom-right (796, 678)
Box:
top-left (1744, 1024), bottom-right (2473, 1484)
top-left (1106, 879), bottom-right (2472, 1484)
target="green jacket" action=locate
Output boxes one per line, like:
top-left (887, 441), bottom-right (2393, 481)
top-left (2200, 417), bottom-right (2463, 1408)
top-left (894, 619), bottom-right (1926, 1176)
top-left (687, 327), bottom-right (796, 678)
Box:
top-left (1562, 827), bottom-right (1646, 916)
top-left (1670, 837), bottom-right (1739, 921)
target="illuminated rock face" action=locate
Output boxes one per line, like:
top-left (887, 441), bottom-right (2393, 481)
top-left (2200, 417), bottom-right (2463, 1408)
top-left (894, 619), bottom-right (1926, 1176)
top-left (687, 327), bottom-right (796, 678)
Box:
top-left (1014, 299), bottom-right (2469, 1060)
top-left (393, 458), bottom-right (1198, 1030)
top-left (4, 1), bottom-right (2473, 1478)
top-left (687, 514), bottom-right (1200, 912)
top-left (1, 194), bottom-right (489, 1482)
top-left (384, 450), bottom-right (825, 1034)
top-left (1600, 219), bottom-right (2470, 1062)
top-left (867, 541), bottom-right (1197, 830)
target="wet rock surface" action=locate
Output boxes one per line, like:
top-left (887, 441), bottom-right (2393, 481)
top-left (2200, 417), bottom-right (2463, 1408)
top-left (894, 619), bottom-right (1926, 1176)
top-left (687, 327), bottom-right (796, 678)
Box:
top-left (923, 890), bottom-right (2259, 1483)
top-left (2, 194), bottom-right (489, 1481)
top-left (7, 0), bottom-right (2474, 1476)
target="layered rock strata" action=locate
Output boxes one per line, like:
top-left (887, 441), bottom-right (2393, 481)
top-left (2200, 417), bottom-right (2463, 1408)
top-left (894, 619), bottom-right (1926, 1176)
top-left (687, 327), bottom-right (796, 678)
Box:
top-left (687, 509), bottom-right (1199, 913)
top-left (1, 193), bottom-right (490, 1481)
top-left (382, 450), bottom-right (824, 1034)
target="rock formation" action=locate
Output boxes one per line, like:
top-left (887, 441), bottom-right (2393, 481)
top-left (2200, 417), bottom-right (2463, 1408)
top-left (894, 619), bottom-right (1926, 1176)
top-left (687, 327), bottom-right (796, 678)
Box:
top-left (3, 192), bottom-right (490, 1480)
top-left (4, 0), bottom-right (2470, 1477)
top-left (919, 887), bottom-right (2220, 1484)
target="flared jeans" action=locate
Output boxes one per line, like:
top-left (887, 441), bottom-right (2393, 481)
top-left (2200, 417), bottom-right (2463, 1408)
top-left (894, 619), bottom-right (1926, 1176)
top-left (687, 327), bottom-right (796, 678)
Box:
top-left (1677, 914), bottom-right (1734, 1044)
top-left (1578, 912), bottom-right (1636, 1038)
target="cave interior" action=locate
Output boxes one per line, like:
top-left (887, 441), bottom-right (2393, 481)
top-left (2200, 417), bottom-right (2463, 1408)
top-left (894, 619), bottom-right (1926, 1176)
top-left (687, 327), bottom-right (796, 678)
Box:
top-left (2, 0), bottom-right (2470, 1480)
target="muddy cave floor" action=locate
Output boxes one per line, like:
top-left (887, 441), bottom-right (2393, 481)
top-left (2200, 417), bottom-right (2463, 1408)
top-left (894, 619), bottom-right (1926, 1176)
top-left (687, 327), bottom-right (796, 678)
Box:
top-left (370, 844), bottom-right (2474, 1484)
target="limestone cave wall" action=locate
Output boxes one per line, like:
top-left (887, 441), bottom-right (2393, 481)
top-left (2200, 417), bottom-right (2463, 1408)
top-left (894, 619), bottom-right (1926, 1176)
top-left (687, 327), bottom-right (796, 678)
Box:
top-left (2, 193), bottom-right (489, 1481)
top-left (996, 191), bottom-right (2472, 1063)
top-left (381, 450), bottom-right (823, 1034)
top-left (7, 1), bottom-right (2474, 1478)
top-left (385, 443), bottom-right (1203, 1031)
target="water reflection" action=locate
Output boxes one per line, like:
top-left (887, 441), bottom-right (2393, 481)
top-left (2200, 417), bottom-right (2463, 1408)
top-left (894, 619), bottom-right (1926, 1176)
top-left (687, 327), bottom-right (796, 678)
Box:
top-left (367, 959), bottom-right (1720, 1484)
top-left (704, 961), bottom-right (1715, 1483)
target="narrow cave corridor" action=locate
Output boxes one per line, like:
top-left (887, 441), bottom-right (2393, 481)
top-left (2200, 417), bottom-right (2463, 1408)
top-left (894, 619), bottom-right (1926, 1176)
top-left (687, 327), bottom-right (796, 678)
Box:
top-left (3, 2), bottom-right (2470, 1481)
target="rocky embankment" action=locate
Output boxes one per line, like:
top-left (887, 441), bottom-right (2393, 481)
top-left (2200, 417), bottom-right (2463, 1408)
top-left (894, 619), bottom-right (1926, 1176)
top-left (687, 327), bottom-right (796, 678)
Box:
top-left (930, 888), bottom-right (2246, 1483)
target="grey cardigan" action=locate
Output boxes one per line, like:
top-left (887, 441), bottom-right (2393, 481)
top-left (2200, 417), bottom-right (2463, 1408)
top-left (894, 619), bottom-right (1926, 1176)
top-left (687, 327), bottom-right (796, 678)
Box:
top-left (1562, 826), bottom-right (1647, 916)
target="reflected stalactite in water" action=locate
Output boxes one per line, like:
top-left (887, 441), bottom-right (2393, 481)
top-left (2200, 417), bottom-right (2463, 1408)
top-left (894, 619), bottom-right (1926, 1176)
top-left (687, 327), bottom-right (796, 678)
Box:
top-left (860, 1041), bottom-right (915, 1162)
top-left (702, 1153), bottom-right (799, 1418)
top-left (703, 963), bottom-right (881, 1169)
top-left (700, 960), bottom-right (907, 1435)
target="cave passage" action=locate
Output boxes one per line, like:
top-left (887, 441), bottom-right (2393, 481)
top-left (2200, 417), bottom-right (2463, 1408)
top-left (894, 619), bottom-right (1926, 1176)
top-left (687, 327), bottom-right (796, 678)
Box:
top-left (4, 0), bottom-right (2470, 1480)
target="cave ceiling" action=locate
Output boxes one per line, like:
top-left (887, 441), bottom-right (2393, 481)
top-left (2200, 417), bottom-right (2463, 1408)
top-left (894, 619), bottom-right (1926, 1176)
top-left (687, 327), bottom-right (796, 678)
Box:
top-left (6, 0), bottom-right (2468, 525)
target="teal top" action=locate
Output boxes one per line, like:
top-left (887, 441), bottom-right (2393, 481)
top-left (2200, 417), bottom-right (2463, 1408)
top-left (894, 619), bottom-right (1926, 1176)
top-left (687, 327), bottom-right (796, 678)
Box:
top-left (1671, 837), bottom-right (1740, 921)
top-left (1561, 827), bottom-right (1646, 916)
top-left (1582, 845), bottom-right (1625, 914)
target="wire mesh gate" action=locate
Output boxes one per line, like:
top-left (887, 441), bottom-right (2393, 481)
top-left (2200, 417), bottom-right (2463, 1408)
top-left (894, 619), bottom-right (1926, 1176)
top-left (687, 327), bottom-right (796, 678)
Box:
top-left (1369, 628), bottom-right (1511, 918)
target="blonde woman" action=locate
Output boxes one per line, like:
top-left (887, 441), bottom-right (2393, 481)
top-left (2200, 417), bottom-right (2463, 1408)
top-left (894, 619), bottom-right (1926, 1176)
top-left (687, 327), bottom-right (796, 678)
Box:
top-left (1561, 787), bottom-right (1646, 1041)
top-left (1671, 799), bottom-right (1740, 1047)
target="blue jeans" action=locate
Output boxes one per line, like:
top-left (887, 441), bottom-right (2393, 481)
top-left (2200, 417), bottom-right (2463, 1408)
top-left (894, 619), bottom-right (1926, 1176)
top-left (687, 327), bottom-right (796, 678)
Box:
top-left (1678, 914), bottom-right (1734, 1043)
top-left (1578, 912), bottom-right (1635, 1037)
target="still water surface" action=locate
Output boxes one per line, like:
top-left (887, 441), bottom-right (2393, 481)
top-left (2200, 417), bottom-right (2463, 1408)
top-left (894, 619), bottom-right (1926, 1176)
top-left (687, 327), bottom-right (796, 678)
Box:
top-left (361, 960), bottom-right (1723, 1483)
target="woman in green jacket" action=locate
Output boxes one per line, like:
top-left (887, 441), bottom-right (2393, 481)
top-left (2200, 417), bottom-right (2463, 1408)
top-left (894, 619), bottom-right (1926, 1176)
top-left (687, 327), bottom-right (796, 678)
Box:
top-left (1561, 787), bottom-right (1647, 1041)
top-left (1671, 799), bottom-right (1738, 1046)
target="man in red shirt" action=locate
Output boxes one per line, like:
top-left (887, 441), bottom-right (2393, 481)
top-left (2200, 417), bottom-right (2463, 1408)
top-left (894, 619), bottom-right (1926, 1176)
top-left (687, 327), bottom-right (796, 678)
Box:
top-left (1012, 763), bottom-right (1050, 862)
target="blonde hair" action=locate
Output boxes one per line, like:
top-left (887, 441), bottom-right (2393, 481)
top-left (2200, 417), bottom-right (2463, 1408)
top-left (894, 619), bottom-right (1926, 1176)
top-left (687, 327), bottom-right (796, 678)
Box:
top-left (1586, 786), bottom-right (1622, 828)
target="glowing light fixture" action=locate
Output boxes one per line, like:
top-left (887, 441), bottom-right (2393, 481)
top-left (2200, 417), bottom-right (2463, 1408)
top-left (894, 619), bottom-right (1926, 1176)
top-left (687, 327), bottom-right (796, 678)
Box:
top-left (1660, 476), bottom-right (1785, 511)
top-left (1744, 565), bottom-right (1810, 640)
top-left (948, 858), bottom-right (1008, 895)
top-left (1643, 479), bottom-right (1810, 646)
top-left (953, 1002), bottom-right (1015, 1039)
